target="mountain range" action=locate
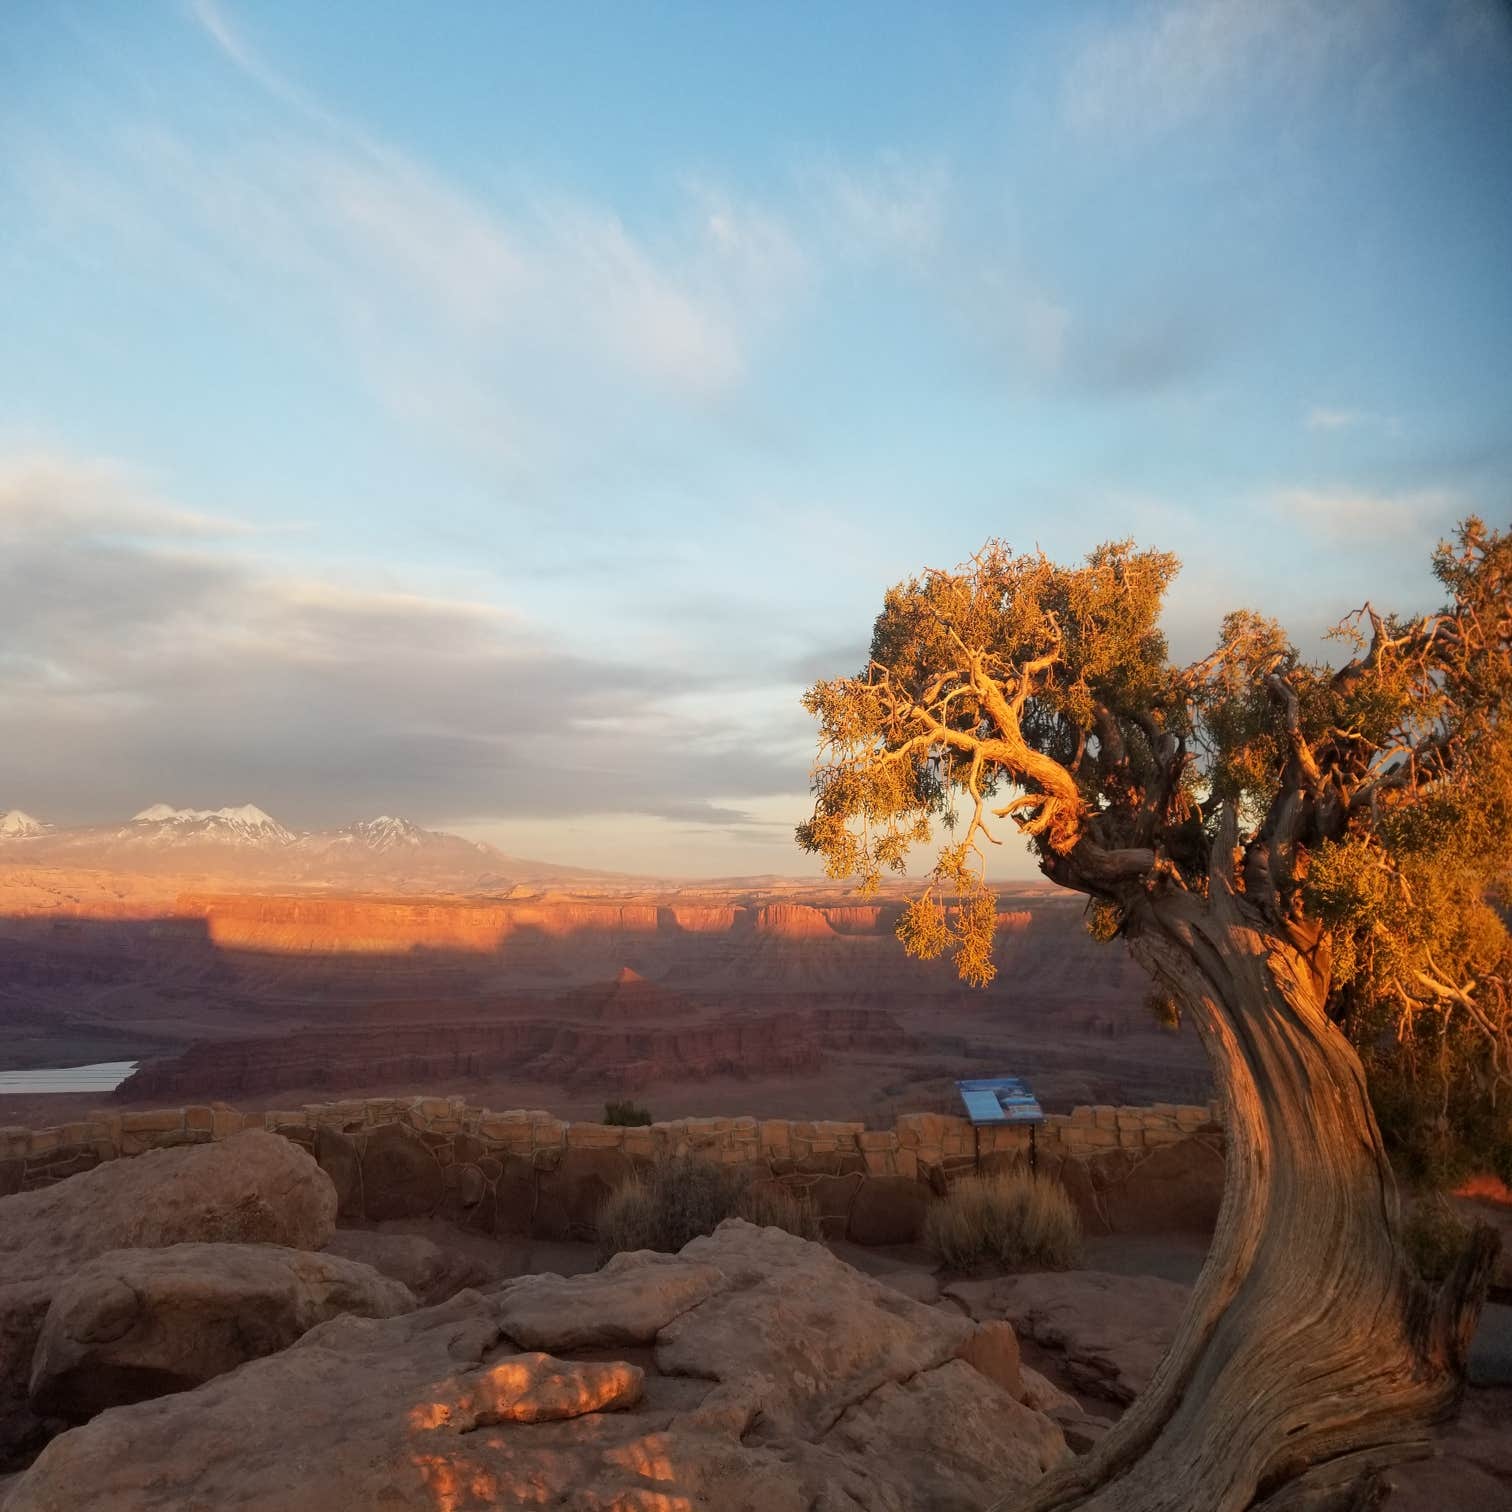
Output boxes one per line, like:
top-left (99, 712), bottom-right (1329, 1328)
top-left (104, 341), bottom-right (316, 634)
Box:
top-left (0, 804), bottom-right (614, 887)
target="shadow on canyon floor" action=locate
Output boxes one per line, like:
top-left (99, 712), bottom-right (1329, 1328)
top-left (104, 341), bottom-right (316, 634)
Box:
top-left (0, 890), bottom-right (1212, 1128)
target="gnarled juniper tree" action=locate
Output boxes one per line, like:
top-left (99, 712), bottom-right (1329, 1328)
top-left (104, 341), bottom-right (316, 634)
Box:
top-left (799, 519), bottom-right (1509, 1511)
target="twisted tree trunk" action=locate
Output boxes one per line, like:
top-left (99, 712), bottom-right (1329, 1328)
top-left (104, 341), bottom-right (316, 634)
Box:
top-left (1011, 847), bottom-right (1498, 1512)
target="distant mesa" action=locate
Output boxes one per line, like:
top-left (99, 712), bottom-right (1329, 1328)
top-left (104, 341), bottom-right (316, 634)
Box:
top-left (575, 964), bottom-right (690, 1021)
top-left (755, 903), bottom-right (838, 939)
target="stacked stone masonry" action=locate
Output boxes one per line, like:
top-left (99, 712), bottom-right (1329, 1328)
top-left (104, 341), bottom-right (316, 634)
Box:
top-left (0, 1098), bottom-right (1226, 1246)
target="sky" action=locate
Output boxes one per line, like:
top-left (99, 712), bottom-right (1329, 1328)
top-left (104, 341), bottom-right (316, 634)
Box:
top-left (1, 0), bottom-right (1510, 877)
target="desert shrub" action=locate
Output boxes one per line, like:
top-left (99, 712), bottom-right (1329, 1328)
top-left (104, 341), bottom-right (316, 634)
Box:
top-left (596, 1155), bottom-right (816, 1260)
top-left (1401, 1197), bottom-right (1473, 1284)
top-left (925, 1169), bottom-right (1082, 1273)
top-left (603, 1099), bottom-right (653, 1127)
top-left (1364, 1038), bottom-right (1512, 1190)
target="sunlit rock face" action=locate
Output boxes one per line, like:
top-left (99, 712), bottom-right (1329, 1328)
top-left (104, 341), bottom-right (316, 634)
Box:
top-left (0, 1132), bottom-right (335, 1467)
top-left (4, 1221), bottom-right (1071, 1512)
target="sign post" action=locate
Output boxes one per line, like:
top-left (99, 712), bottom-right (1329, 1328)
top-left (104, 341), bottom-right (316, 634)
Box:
top-left (954, 1076), bottom-right (1045, 1173)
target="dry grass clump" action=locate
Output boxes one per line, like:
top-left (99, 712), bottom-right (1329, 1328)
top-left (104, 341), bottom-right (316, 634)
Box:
top-left (925, 1169), bottom-right (1082, 1272)
top-left (596, 1154), bottom-right (817, 1260)
top-left (602, 1099), bottom-right (653, 1126)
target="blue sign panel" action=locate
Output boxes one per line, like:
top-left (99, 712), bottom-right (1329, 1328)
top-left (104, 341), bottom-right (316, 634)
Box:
top-left (955, 1076), bottom-right (1045, 1125)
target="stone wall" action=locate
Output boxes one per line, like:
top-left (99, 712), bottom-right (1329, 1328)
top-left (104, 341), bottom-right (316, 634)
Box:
top-left (0, 1097), bottom-right (1226, 1246)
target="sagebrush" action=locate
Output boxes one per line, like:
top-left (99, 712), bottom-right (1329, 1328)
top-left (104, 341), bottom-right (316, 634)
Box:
top-left (596, 1154), bottom-right (817, 1259)
top-left (925, 1169), bottom-right (1082, 1272)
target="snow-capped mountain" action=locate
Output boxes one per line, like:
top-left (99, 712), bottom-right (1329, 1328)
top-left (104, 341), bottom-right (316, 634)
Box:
top-left (127, 804), bottom-right (297, 848)
top-left (0, 810), bottom-right (52, 839)
top-left (296, 814), bottom-right (495, 877)
top-left (0, 802), bottom-right (615, 886)
top-left (326, 815), bottom-right (464, 853)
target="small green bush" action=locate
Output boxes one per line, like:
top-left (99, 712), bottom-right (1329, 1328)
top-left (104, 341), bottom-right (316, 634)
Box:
top-left (603, 1099), bottom-right (653, 1127)
top-left (1402, 1198), bottom-right (1473, 1284)
top-left (596, 1154), bottom-right (817, 1260)
top-left (925, 1169), bottom-right (1082, 1273)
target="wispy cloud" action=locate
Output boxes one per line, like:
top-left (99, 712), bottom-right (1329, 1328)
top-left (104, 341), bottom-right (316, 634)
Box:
top-left (1272, 484), bottom-right (1458, 542)
top-left (0, 454), bottom-right (253, 541)
top-left (1060, 0), bottom-right (1500, 141)
top-left (1306, 406), bottom-right (1367, 432)
top-left (1304, 405), bottom-right (1399, 434)
top-left (802, 154), bottom-right (951, 263)
top-left (11, 4), bottom-right (818, 479)
top-left (0, 453), bottom-right (806, 839)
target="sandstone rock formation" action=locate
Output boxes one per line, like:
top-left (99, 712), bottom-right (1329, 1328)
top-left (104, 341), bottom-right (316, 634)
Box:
top-left (118, 1012), bottom-right (835, 1100)
top-left (944, 1269), bottom-right (1191, 1404)
top-left (0, 1132), bottom-right (335, 1464)
top-left (1019, 1363), bottom-right (1082, 1416)
top-left (824, 1358), bottom-right (1066, 1509)
top-left (1, 873), bottom-right (1210, 1120)
top-left (1380, 1383), bottom-right (1512, 1510)
top-left (321, 1229), bottom-right (492, 1305)
top-left (0, 1130), bottom-right (335, 1277)
top-left (493, 1249), bottom-right (726, 1350)
top-left (953, 1319), bottom-right (1023, 1400)
top-left (654, 1221), bottom-right (978, 1436)
top-left (29, 1242), bottom-right (415, 1422)
top-left (3, 1220), bottom-right (1070, 1512)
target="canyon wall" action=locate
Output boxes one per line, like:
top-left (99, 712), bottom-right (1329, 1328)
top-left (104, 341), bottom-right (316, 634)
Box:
top-left (186, 894), bottom-right (907, 954)
top-left (114, 1007), bottom-right (917, 1100)
top-left (0, 1095), bottom-right (1225, 1244)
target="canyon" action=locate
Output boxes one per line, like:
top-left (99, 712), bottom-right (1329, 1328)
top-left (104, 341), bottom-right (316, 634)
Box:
top-left (0, 866), bottom-right (1209, 1126)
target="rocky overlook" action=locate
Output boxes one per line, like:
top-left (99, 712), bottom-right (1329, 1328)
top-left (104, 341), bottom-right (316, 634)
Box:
top-left (0, 1134), bottom-right (1078, 1510)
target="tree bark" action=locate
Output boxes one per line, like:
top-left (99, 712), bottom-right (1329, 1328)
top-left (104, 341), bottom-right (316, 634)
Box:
top-left (1007, 848), bottom-right (1499, 1511)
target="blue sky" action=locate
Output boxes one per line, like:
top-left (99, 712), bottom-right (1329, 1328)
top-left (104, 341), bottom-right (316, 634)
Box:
top-left (2, 0), bottom-right (1510, 876)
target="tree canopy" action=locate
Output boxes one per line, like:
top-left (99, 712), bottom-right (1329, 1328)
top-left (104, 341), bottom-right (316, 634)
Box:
top-left (799, 519), bottom-right (1512, 1179)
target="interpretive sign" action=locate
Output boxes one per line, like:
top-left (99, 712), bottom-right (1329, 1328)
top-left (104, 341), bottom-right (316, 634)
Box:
top-left (955, 1076), bottom-right (1045, 1125)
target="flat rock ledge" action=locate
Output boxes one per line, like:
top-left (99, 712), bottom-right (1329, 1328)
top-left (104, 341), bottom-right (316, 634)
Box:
top-left (945, 1269), bottom-right (1191, 1405)
top-left (3, 1220), bottom-right (1071, 1512)
top-left (30, 1242), bottom-right (415, 1422)
top-left (0, 1131), bottom-right (336, 1467)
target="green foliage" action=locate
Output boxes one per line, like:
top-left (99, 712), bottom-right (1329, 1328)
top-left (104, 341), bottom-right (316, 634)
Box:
top-left (594, 1155), bottom-right (817, 1261)
top-left (924, 1169), bottom-right (1082, 1273)
top-left (798, 517), bottom-right (1512, 1182)
top-left (1401, 1197), bottom-right (1474, 1284)
top-left (1365, 1039), bottom-right (1512, 1189)
top-left (602, 1099), bottom-right (653, 1127)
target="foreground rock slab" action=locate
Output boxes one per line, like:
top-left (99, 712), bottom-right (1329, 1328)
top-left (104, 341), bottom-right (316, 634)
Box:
top-left (29, 1242), bottom-right (415, 1421)
top-left (4, 1220), bottom-right (1067, 1512)
top-left (1381, 1385), bottom-right (1512, 1510)
top-left (658, 1221), bottom-right (976, 1436)
top-left (0, 1132), bottom-right (336, 1462)
top-left (493, 1249), bottom-right (726, 1350)
top-left (827, 1358), bottom-right (1068, 1510)
top-left (321, 1229), bottom-right (491, 1305)
top-left (0, 1132), bottom-right (336, 1281)
top-left (945, 1269), bottom-right (1190, 1404)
